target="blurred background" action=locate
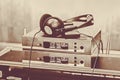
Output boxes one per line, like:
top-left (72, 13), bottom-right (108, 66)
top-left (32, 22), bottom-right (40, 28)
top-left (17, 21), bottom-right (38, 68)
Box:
top-left (0, 0), bottom-right (120, 50)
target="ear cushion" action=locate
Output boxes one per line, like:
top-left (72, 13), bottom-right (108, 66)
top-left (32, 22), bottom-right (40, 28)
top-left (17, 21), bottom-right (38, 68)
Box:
top-left (42, 17), bottom-right (64, 37)
top-left (40, 14), bottom-right (52, 31)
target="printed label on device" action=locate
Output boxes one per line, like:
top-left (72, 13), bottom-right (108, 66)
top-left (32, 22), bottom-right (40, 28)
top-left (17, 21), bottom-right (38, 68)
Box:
top-left (43, 41), bottom-right (68, 49)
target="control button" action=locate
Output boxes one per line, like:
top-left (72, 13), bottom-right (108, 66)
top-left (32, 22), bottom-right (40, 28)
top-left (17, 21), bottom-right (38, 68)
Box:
top-left (74, 57), bottom-right (77, 59)
top-left (74, 42), bottom-right (77, 45)
top-left (74, 46), bottom-right (77, 48)
top-left (80, 46), bottom-right (84, 50)
top-left (43, 41), bottom-right (50, 48)
top-left (37, 57), bottom-right (42, 61)
top-left (80, 60), bottom-right (84, 64)
top-left (39, 43), bottom-right (42, 46)
top-left (43, 56), bottom-right (50, 62)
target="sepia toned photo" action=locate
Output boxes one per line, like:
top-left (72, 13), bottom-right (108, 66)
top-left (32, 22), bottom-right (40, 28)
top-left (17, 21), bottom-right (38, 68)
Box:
top-left (0, 0), bottom-right (120, 80)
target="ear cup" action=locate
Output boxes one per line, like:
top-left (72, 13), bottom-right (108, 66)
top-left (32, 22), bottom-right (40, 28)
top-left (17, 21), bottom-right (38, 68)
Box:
top-left (40, 14), bottom-right (52, 31)
top-left (43, 17), bottom-right (64, 37)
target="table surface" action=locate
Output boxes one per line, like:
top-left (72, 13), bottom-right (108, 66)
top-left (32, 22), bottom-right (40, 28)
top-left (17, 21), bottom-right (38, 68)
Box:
top-left (0, 46), bottom-right (120, 79)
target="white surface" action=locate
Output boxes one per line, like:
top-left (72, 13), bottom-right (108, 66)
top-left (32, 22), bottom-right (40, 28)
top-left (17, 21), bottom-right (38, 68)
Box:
top-left (0, 71), bottom-right (2, 78)
top-left (0, 47), bottom-right (11, 56)
top-left (7, 76), bottom-right (21, 80)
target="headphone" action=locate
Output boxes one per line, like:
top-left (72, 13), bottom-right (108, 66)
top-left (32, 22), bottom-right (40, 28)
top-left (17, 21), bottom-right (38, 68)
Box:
top-left (40, 14), bottom-right (94, 37)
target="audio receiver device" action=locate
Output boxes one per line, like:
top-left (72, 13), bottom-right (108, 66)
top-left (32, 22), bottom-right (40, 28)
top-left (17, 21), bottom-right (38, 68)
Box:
top-left (22, 28), bottom-right (101, 54)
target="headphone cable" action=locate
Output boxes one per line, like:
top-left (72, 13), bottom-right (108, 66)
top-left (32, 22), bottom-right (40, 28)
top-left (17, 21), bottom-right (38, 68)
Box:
top-left (28, 30), bottom-right (41, 80)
